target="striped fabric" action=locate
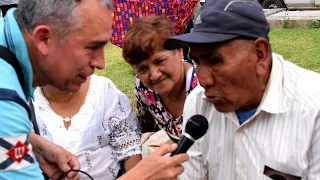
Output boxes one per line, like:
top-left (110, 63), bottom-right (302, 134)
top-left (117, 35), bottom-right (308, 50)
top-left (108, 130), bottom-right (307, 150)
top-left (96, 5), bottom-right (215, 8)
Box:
top-left (180, 53), bottom-right (320, 180)
top-left (0, 0), bottom-right (17, 6)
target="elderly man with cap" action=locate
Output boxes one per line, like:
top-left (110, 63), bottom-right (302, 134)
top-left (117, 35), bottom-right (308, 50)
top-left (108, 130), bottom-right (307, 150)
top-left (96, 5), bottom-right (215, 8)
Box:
top-left (164, 0), bottom-right (320, 179)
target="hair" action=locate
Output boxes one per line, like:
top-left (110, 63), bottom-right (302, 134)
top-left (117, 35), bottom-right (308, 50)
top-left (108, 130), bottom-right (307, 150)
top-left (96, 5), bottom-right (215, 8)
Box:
top-left (15, 0), bottom-right (113, 38)
top-left (122, 15), bottom-right (176, 65)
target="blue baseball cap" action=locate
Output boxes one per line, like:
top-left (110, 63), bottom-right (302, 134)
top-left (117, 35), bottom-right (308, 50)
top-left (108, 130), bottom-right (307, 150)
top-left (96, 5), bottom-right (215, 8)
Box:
top-left (164, 0), bottom-right (270, 50)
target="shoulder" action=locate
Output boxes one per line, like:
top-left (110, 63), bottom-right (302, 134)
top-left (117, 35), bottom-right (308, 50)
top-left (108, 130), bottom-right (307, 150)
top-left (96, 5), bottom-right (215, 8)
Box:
top-left (92, 75), bottom-right (132, 106)
top-left (134, 76), bottom-right (148, 89)
top-left (184, 85), bottom-right (207, 114)
top-left (279, 55), bottom-right (320, 109)
top-left (90, 74), bottom-right (119, 95)
top-left (0, 59), bottom-right (23, 94)
top-left (183, 85), bottom-right (218, 133)
top-left (91, 74), bottom-right (114, 86)
top-left (134, 76), bottom-right (154, 98)
top-left (187, 63), bottom-right (199, 94)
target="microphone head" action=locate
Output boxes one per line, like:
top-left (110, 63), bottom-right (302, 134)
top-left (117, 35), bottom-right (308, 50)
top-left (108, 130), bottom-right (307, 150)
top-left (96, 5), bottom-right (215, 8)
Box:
top-left (185, 114), bottom-right (209, 140)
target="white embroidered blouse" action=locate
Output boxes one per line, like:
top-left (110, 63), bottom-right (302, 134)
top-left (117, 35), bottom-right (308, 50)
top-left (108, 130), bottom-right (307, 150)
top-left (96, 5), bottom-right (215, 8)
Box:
top-left (33, 75), bottom-right (141, 180)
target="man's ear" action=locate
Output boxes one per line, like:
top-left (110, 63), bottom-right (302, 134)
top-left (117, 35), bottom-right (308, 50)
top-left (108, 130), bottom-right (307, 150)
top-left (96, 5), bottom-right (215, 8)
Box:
top-left (32, 25), bottom-right (52, 56)
top-left (254, 38), bottom-right (271, 77)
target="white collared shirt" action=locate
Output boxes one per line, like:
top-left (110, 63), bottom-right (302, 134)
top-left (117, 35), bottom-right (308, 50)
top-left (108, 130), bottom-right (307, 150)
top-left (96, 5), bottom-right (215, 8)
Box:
top-left (180, 53), bottom-right (320, 180)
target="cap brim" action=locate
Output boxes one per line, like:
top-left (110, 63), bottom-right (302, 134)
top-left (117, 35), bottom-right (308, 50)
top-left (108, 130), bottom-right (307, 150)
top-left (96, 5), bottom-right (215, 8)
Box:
top-left (164, 32), bottom-right (240, 50)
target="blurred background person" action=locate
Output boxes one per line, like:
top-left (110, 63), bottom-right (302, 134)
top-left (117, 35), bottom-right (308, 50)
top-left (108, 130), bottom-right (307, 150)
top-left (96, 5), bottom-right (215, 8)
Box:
top-left (33, 75), bottom-right (142, 179)
top-left (182, 19), bottom-right (194, 61)
top-left (122, 15), bottom-right (199, 142)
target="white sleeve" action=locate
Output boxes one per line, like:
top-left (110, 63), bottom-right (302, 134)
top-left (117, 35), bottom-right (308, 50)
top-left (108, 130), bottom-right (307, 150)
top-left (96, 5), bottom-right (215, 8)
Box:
top-left (102, 80), bottom-right (142, 161)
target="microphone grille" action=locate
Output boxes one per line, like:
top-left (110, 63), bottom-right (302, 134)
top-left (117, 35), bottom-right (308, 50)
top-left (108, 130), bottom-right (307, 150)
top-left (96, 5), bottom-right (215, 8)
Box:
top-left (185, 114), bottom-right (209, 140)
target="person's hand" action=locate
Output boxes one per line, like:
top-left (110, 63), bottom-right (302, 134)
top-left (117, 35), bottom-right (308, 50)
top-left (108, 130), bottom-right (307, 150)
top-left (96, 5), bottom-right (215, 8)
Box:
top-left (119, 144), bottom-right (189, 180)
top-left (29, 133), bottom-right (80, 180)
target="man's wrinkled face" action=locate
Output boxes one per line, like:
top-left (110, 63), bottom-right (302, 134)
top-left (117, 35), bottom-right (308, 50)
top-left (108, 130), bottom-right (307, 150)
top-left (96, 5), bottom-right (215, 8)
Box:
top-left (190, 39), bottom-right (263, 112)
top-left (38, 0), bottom-right (112, 92)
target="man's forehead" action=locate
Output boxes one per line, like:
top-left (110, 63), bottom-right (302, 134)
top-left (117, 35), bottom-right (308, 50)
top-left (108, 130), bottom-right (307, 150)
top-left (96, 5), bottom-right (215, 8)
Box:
top-left (189, 44), bottom-right (220, 57)
top-left (189, 39), bottom-right (239, 57)
top-left (71, 5), bottom-right (113, 43)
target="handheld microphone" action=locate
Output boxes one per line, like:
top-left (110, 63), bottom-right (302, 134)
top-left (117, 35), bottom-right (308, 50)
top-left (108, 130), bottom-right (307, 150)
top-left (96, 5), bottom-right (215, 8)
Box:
top-left (170, 114), bottom-right (208, 156)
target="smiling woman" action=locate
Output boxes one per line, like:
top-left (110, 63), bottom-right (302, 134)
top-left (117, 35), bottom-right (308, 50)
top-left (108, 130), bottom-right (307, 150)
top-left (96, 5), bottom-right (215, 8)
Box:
top-left (122, 15), bottom-right (199, 142)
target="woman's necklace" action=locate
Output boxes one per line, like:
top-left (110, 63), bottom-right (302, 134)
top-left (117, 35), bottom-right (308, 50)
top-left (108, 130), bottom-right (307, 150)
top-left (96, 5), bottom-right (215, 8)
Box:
top-left (41, 88), bottom-right (74, 124)
top-left (63, 117), bottom-right (71, 123)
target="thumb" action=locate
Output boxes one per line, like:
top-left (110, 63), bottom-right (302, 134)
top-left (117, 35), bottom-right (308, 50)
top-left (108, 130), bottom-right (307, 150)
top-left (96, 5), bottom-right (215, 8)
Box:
top-left (154, 143), bottom-right (177, 156)
top-left (57, 157), bottom-right (72, 173)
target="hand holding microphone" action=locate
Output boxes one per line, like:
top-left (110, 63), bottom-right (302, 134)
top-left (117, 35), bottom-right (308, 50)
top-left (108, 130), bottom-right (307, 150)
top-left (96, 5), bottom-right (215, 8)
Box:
top-left (122, 115), bottom-right (208, 180)
top-left (171, 114), bottom-right (208, 156)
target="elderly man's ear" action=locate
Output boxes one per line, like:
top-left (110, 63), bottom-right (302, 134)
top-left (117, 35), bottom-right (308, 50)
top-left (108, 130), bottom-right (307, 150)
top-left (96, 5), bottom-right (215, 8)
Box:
top-left (254, 38), bottom-right (272, 77)
top-left (32, 25), bottom-right (53, 56)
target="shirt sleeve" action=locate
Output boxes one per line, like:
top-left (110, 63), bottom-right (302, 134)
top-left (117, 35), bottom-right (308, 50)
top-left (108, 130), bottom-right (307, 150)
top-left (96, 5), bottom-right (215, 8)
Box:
top-left (134, 78), bottom-right (156, 133)
top-left (0, 62), bottom-right (31, 137)
top-left (0, 62), bottom-right (42, 178)
top-left (103, 81), bottom-right (141, 161)
top-left (306, 112), bottom-right (320, 179)
top-left (179, 90), bottom-right (208, 180)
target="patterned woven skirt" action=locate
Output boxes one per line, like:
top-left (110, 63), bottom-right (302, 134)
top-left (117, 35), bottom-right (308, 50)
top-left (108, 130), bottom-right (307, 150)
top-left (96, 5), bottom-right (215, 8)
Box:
top-left (111, 0), bottom-right (200, 48)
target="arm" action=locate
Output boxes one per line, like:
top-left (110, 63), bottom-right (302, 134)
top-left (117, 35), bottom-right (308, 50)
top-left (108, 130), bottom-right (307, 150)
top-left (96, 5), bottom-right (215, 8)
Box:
top-left (0, 81), bottom-right (79, 180)
top-left (118, 144), bottom-right (189, 180)
top-left (134, 79), bottom-right (156, 133)
top-left (29, 133), bottom-right (80, 180)
top-left (104, 82), bottom-right (142, 171)
top-left (123, 155), bottom-right (142, 172)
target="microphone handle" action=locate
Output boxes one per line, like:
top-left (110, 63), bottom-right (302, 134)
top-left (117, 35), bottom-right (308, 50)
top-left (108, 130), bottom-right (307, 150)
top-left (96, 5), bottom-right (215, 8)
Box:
top-left (170, 136), bottom-right (194, 156)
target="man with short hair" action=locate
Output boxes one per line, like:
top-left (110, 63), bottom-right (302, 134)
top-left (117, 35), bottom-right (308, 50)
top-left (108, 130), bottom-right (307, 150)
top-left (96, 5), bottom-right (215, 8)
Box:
top-left (164, 0), bottom-right (320, 179)
top-left (0, 0), bottom-right (188, 179)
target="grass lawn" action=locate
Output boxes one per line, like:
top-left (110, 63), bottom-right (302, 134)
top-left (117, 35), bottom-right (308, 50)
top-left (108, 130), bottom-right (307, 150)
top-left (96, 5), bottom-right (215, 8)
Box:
top-left (96, 29), bottom-right (320, 106)
top-left (269, 29), bottom-right (320, 73)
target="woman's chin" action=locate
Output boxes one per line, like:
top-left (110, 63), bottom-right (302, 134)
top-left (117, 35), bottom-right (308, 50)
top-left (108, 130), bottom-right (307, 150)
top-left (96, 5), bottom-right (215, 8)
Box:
top-left (153, 86), bottom-right (170, 96)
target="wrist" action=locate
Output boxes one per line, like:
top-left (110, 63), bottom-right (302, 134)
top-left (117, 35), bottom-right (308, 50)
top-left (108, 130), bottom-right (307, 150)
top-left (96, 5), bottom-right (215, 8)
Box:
top-left (29, 133), bottom-right (50, 154)
top-left (117, 167), bottom-right (145, 180)
top-left (29, 133), bottom-right (44, 157)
